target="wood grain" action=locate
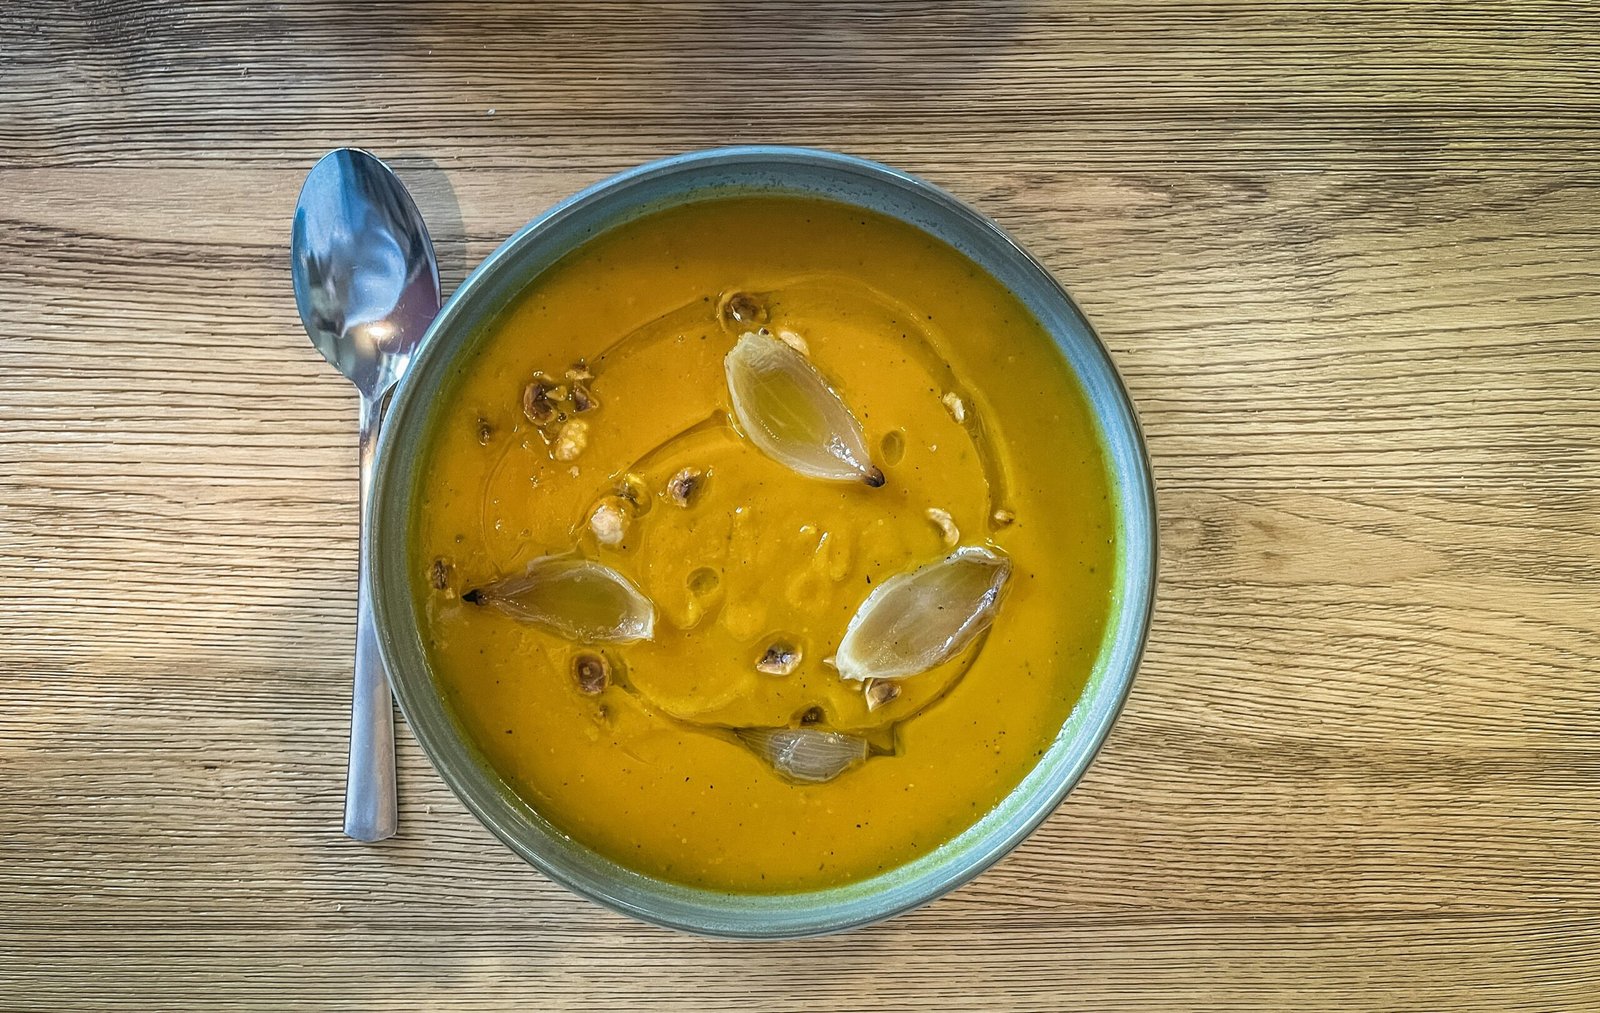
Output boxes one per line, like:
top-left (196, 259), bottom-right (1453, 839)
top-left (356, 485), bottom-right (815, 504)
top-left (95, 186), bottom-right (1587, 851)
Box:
top-left (2, 2), bottom-right (1598, 1009)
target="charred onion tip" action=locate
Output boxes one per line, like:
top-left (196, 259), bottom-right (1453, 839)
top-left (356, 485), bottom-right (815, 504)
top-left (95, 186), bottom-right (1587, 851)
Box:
top-left (461, 589), bottom-right (482, 604)
top-left (863, 467), bottom-right (886, 488)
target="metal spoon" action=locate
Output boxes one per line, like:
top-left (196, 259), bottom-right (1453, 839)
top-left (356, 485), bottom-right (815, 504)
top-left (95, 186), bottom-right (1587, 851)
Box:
top-left (291, 148), bottom-right (441, 842)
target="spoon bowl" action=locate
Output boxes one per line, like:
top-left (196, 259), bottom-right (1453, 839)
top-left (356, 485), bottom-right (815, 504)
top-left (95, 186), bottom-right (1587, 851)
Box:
top-left (293, 148), bottom-right (440, 396)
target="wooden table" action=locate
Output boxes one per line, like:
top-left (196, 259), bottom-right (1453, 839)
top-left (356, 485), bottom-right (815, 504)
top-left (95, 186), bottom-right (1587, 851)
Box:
top-left (5, 3), bottom-right (1597, 1009)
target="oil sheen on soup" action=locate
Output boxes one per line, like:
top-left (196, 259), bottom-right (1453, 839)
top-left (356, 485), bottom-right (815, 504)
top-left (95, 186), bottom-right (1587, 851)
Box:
top-left (413, 196), bottom-right (1115, 892)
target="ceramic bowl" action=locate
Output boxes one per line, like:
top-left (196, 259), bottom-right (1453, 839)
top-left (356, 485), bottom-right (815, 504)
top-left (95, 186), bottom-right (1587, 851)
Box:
top-left (368, 146), bottom-right (1155, 938)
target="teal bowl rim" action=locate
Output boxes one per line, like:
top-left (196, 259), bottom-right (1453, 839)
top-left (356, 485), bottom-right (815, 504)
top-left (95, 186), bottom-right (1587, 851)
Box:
top-left (369, 145), bottom-right (1157, 938)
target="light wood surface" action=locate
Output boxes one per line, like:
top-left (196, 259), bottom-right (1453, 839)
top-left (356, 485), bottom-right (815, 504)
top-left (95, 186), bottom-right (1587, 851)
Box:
top-left (3, 2), bottom-right (1597, 1009)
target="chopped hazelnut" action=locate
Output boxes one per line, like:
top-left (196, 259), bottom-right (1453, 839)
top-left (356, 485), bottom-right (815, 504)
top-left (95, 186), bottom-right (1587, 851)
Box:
top-left (719, 291), bottom-right (767, 328)
top-left (926, 507), bottom-right (960, 548)
top-left (665, 466), bottom-right (706, 507)
top-left (570, 380), bottom-right (597, 413)
top-left (573, 652), bottom-right (610, 695)
top-left (617, 473), bottom-right (651, 514)
top-left (428, 557), bottom-right (452, 591)
top-left (942, 391), bottom-right (967, 423)
top-left (589, 498), bottom-right (629, 547)
top-left (864, 679), bottom-right (901, 712)
top-left (992, 509), bottom-right (1016, 528)
top-left (564, 359), bottom-right (594, 382)
top-left (523, 376), bottom-right (558, 425)
top-left (756, 641), bottom-right (802, 676)
top-left (553, 419), bottom-right (589, 461)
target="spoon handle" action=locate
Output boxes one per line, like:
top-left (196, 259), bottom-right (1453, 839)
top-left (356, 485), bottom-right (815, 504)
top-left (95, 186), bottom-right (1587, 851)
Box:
top-left (345, 396), bottom-right (398, 842)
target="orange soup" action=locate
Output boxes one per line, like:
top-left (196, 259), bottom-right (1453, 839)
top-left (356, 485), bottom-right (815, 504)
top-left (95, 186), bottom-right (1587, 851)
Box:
top-left (411, 196), bottom-right (1114, 892)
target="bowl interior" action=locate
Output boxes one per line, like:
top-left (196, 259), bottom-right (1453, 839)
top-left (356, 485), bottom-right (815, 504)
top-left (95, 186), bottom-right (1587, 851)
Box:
top-left (369, 146), bottom-right (1155, 938)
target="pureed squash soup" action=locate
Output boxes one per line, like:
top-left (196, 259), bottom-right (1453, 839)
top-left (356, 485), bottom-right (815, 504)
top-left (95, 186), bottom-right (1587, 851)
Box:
top-left (412, 195), bottom-right (1114, 892)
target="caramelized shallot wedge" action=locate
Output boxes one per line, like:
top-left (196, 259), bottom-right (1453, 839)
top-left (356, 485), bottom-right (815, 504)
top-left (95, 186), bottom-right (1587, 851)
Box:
top-left (738, 728), bottom-right (870, 783)
top-left (463, 556), bottom-right (655, 643)
top-left (834, 546), bottom-right (1011, 682)
top-left (724, 330), bottom-right (883, 486)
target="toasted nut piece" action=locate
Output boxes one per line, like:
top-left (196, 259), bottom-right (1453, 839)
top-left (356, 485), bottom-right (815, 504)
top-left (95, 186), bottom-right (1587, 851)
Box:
top-left (428, 557), bottom-right (452, 591)
top-left (573, 652), bottom-right (611, 695)
top-left (926, 507), bottom-right (959, 548)
top-left (941, 391), bottom-right (967, 423)
top-left (992, 509), bottom-right (1016, 528)
top-left (719, 291), bottom-right (767, 328)
top-left (571, 380), bottom-right (597, 413)
top-left (553, 419), bottom-right (589, 461)
top-left (665, 466), bottom-right (706, 507)
top-left (798, 705), bottom-right (825, 726)
top-left (589, 498), bottom-right (629, 547)
top-left (617, 472), bottom-right (651, 514)
top-left (565, 359), bottom-right (594, 382)
top-left (756, 641), bottom-right (802, 676)
top-left (864, 679), bottom-right (901, 711)
top-left (523, 374), bottom-right (558, 424)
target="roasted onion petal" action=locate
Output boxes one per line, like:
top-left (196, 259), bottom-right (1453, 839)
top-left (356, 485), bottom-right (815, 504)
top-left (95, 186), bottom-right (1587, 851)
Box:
top-left (834, 546), bottom-right (1011, 681)
top-left (469, 556), bottom-right (655, 643)
top-left (738, 727), bottom-right (871, 783)
top-left (724, 330), bottom-right (878, 484)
